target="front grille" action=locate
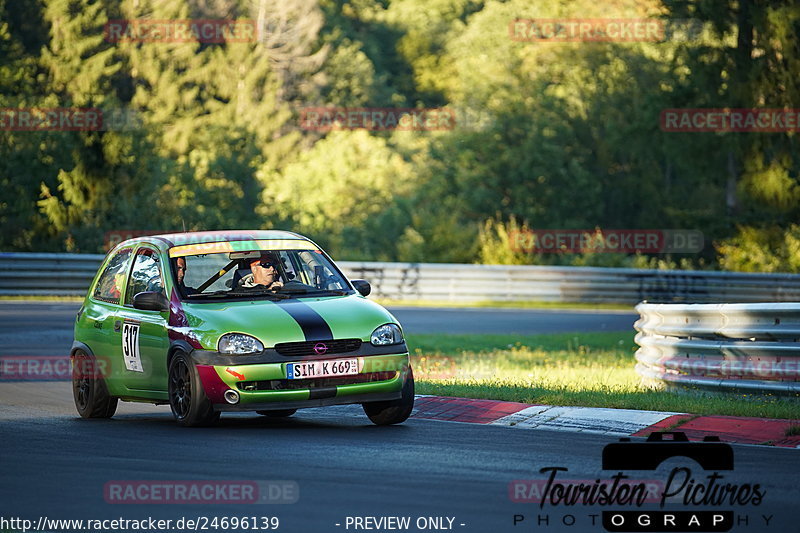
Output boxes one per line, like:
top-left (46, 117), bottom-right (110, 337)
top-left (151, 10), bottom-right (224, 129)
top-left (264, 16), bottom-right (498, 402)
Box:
top-left (274, 338), bottom-right (362, 357)
top-left (237, 371), bottom-right (397, 391)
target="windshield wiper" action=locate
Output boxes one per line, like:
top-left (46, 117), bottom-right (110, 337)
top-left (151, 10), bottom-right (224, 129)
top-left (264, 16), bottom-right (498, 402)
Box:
top-left (229, 288), bottom-right (292, 299)
top-left (185, 290), bottom-right (227, 298)
top-left (279, 288), bottom-right (350, 297)
top-left (187, 289), bottom-right (290, 300)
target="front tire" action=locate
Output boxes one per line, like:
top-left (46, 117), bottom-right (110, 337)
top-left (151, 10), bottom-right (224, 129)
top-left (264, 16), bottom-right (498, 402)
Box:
top-left (72, 351), bottom-right (118, 418)
top-left (168, 352), bottom-right (219, 427)
top-left (363, 368), bottom-right (414, 425)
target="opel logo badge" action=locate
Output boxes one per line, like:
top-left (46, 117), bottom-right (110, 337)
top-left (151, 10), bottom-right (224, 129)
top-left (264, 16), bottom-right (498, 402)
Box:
top-left (313, 342), bottom-right (328, 355)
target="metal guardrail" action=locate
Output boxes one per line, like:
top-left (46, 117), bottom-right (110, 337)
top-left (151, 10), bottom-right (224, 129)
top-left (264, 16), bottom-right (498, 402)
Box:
top-left (342, 261), bottom-right (800, 303)
top-left (0, 253), bottom-right (106, 296)
top-left (634, 302), bottom-right (800, 394)
top-left (2, 252), bottom-right (800, 303)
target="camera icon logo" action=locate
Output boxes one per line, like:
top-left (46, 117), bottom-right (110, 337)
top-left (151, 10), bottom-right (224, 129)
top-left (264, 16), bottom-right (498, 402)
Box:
top-left (602, 432), bottom-right (734, 471)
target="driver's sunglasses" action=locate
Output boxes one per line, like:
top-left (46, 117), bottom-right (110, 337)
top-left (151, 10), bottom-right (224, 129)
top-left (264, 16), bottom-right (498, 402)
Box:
top-left (258, 261), bottom-right (275, 269)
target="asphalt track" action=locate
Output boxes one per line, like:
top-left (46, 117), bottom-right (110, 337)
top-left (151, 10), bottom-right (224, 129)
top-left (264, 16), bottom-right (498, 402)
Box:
top-left (1, 302), bottom-right (798, 533)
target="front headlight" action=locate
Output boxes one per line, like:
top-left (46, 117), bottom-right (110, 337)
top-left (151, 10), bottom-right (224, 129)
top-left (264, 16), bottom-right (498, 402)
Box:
top-left (370, 324), bottom-right (404, 346)
top-left (218, 333), bottom-right (264, 354)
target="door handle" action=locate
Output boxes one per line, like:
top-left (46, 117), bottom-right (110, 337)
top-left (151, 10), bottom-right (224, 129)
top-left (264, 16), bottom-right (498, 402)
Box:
top-left (114, 320), bottom-right (122, 332)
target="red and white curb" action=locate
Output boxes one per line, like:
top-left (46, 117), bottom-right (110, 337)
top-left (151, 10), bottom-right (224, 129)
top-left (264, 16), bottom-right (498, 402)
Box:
top-left (409, 395), bottom-right (800, 448)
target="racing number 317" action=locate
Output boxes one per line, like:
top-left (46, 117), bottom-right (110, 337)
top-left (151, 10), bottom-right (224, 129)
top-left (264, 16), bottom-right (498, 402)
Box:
top-left (122, 322), bottom-right (143, 373)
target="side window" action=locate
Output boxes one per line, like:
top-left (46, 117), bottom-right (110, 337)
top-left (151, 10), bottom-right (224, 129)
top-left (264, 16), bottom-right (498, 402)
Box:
top-left (125, 249), bottom-right (164, 305)
top-left (92, 248), bottom-right (133, 305)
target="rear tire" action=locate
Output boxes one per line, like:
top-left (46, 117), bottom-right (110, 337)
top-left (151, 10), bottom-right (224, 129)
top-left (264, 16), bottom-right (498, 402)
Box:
top-left (257, 409), bottom-right (297, 417)
top-left (168, 352), bottom-right (220, 427)
top-left (363, 368), bottom-right (414, 425)
top-left (72, 351), bottom-right (117, 418)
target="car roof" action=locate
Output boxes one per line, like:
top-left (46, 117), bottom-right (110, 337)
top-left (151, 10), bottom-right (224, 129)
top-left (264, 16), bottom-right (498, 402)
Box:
top-left (115, 230), bottom-right (313, 254)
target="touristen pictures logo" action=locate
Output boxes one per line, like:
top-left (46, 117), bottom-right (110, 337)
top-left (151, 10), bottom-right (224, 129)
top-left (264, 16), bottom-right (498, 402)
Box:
top-left (510, 433), bottom-right (770, 532)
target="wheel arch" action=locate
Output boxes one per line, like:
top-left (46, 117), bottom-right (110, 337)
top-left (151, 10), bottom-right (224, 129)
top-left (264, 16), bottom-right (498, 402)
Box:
top-left (70, 340), bottom-right (94, 357)
top-left (167, 339), bottom-right (195, 370)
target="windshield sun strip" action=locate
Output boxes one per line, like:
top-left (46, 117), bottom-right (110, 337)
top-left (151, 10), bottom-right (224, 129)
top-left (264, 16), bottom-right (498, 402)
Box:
top-left (169, 239), bottom-right (319, 258)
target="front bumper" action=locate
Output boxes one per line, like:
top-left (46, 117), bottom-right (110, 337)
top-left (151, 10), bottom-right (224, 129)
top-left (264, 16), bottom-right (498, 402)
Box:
top-left (213, 391), bottom-right (403, 412)
top-left (192, 352), bottom-right (410, 411)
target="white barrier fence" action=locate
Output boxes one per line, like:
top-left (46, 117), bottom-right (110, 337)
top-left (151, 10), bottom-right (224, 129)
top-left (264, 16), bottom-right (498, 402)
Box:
top-left (635, 302), bottom-right (800, 394)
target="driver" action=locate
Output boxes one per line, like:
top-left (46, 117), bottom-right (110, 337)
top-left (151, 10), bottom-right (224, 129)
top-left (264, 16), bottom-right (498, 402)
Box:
top-left (175, 257), bottom-right (197, 295)
top-left (239, 253), bottom-right (284, 290)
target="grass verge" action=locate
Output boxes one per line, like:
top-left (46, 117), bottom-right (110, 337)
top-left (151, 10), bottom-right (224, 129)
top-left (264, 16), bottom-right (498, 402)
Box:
top-left (406, 332), bottom-right (800, 420)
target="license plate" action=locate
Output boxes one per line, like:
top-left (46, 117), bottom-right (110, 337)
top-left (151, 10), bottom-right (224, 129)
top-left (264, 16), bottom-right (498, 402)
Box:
top-left (286, 358), bottom-right (362, 379)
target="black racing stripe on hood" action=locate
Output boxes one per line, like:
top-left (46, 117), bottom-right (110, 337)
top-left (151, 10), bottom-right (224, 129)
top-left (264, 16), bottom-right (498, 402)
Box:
top-left (275, 299), bottom-right (333, 341)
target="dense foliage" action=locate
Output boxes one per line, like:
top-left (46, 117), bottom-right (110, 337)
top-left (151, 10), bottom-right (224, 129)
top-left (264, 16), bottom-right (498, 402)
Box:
top-left (1, 0), bottom-right (798, 271)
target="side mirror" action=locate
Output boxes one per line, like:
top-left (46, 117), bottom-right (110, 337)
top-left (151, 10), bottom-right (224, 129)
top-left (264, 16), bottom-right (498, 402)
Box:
top-left (133, 291), bottom-right (169, 312)
top-left (351, 279), bottom-right (371, 297)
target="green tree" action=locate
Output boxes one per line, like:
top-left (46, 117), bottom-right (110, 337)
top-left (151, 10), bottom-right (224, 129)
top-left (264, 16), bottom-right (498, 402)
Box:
top-left (664, 0), bottom-right (800, 270)
top-left (259, 130), bottom-right (415, 258)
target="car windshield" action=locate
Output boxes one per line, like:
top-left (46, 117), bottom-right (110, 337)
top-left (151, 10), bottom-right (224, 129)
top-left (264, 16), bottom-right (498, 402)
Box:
top-left (173, 248), bottom-right (352, 300)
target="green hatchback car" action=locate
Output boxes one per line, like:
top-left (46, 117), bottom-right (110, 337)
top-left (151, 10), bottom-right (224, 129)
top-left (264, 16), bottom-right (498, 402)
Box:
top-left (71, 230), bottom-right (414, 427)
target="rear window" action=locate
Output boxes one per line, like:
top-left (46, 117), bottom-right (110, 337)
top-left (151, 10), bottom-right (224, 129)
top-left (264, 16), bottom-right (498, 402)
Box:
top-left (92, 248), bottom-right (133, 304)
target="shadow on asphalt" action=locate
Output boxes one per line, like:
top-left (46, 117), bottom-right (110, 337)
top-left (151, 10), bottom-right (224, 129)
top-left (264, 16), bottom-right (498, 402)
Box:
top-left (65, 411), bottom-right (417, 434)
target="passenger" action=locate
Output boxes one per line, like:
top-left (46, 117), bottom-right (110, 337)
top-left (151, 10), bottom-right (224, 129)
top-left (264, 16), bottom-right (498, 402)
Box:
top-left (239, 254), bottom-right (284, 290)
top-left (175, 257), bottom-right (197, 295)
